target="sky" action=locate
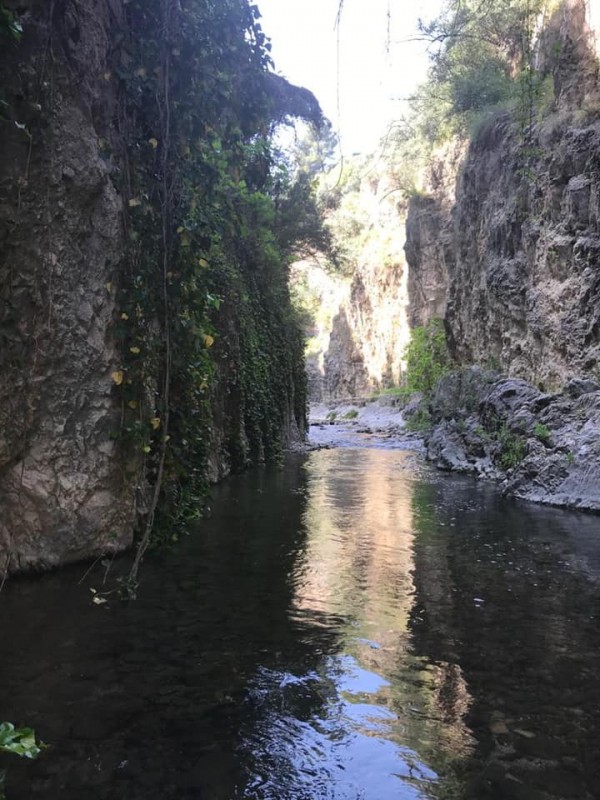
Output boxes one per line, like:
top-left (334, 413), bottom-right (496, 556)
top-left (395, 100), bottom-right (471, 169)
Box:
top-left (256, 0), bottom-right (445, 154)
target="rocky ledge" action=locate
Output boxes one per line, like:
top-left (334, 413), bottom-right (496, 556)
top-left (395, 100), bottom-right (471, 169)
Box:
top-left (423, 368), bottom-right (600, 512)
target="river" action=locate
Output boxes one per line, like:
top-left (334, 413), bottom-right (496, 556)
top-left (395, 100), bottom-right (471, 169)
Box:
top-left (1, 441), bottom-right (600, 799)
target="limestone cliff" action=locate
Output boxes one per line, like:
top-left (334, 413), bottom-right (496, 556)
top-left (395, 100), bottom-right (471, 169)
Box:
top-left (405, 0), bottom-right (600, 389)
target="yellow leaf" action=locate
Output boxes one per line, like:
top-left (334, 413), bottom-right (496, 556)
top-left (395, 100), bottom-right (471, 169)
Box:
top-left (111, 370), bottom-right (124, 386)
top-left (105, 282), bottom-right (113, 293)
top-left (180, 231), bottom-right (191, 247)
top-left (177, 226), bottom-right (185, 234)
top-left (120, 312), bottom-right (129, 321)
top-left (127, 400), bottom-right (138, 410)
top-left (198, 258), bottom-right (209, 269)
top-left (129, 346), bottom-right (141, 355)
top-left (148, 137), bottom-right (158, 149)
top-left (128, 198), bottom-right (142, 208)
top-left (150, 417), bottom-right (161, 430)
top-left (142, 445), bottom-right (151, 454)
top-left (134, 67), bottom-right (146, 78)
top-left (202, 334), bottom-right (215, 348)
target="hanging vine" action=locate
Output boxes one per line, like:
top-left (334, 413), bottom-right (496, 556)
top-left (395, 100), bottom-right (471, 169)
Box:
top-left (104, 0), bottom-right (328, 590)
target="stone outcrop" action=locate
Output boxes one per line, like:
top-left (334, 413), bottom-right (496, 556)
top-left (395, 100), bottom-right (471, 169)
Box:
top-left (426, 368), bottom-right (600, 511)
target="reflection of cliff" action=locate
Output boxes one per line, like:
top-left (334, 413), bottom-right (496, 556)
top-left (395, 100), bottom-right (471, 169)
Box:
top-left (293, 449), bottom-right (474, 769)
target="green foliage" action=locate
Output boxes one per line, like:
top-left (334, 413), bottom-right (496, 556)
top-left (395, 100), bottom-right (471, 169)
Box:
top-left (0, 723), bottom-right (40, 760)
top-left (111, 0), bottom-right (325, 545)
top-left (342, 409), bottom-right (359, 419)
top-left (403, 319), bottom-right (452, 397)
top-left (496, 424), bottom-right (526, 470)
top-left (409, 0), bottom-right (551, 144)
top-left (0, 723), bottom-right (42, 800)
top-left (533, 422), bottom-right (550, 442)
top-left (326, 411), bottom-right (338, 423)
top-left (0, 6), bottom-right (22, 41)
top-left (404, 407), bottom-right (432, 432)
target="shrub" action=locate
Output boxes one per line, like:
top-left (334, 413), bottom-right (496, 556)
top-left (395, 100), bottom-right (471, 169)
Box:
top-left (533, 422), bottom-right (550, 442)
top-left (497, 425), bottom-right (526, 470)
top-left (403, 318), bottom-right (452, 397)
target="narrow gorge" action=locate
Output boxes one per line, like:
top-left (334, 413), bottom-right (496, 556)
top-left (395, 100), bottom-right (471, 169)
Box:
top-left (3, 2), bottom-right (600, 799)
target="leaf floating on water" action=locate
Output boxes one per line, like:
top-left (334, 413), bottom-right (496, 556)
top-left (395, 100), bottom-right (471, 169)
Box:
top-left (127, 400), bottom-right (138, 410)
top-left (150, 417), bottom-right (161, 430)
top-left (128, 198), bottom-right (142, 208)
top-left (111, 371), bottom-right (124, 386)
top-left (129, 346), bottom-right (141, 355)
top-left (148, 137), bottom-right (158, 149)
top-left (202, 334), bottom-right (215, 348)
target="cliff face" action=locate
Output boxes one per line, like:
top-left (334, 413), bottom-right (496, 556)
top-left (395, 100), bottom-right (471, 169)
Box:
top-left (405, 0), bottom-right (600, 389)
top-left (404, 140), bottom-right (465, 330)
top-left (0, 1), bottom-right (138, 571)
top-left (303, 170), bottom-right (410, 401)
top-left (0, 1), bottom-right (307, 572)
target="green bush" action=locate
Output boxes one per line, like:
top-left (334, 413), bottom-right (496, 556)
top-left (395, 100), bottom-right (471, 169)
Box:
top-left (403, 318), bottom-right (452, 397)
top-left (497, 425), bottom-right (526, 470)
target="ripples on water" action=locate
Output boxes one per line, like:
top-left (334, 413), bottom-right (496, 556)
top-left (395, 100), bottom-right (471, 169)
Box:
top-left (1, 448), bottom-right (600, 799)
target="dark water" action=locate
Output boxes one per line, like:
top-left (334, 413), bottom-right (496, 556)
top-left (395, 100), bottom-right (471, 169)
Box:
top-left (2, 448), bottom-right (600, 799)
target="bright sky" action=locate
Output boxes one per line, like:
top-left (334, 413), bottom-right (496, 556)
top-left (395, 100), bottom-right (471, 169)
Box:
top-left (257, 0), bottom-right (444, 154)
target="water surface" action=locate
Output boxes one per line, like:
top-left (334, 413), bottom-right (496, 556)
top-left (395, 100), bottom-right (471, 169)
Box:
top-left (2, 448), bottom-right (600, 799)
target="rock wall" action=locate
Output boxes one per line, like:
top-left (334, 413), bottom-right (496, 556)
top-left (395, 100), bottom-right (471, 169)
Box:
top-left (302, 170), bottom-right (410, 401)
top-left (0, 0), bottom-right (138, 572)
top-left (405, 0), bottom-right (600, 389)
top-left (404, 139), bottom-right (465, 329)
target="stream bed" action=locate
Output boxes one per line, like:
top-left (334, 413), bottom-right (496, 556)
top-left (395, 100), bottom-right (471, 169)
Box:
top-left (2, 442), bottom-right (600, 799)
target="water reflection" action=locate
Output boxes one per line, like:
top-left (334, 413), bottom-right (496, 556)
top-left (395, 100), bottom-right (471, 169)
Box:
top-left (237, 449), bottom-right (473, 799)
top-left (1, 449), bottom-right (600, 799)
